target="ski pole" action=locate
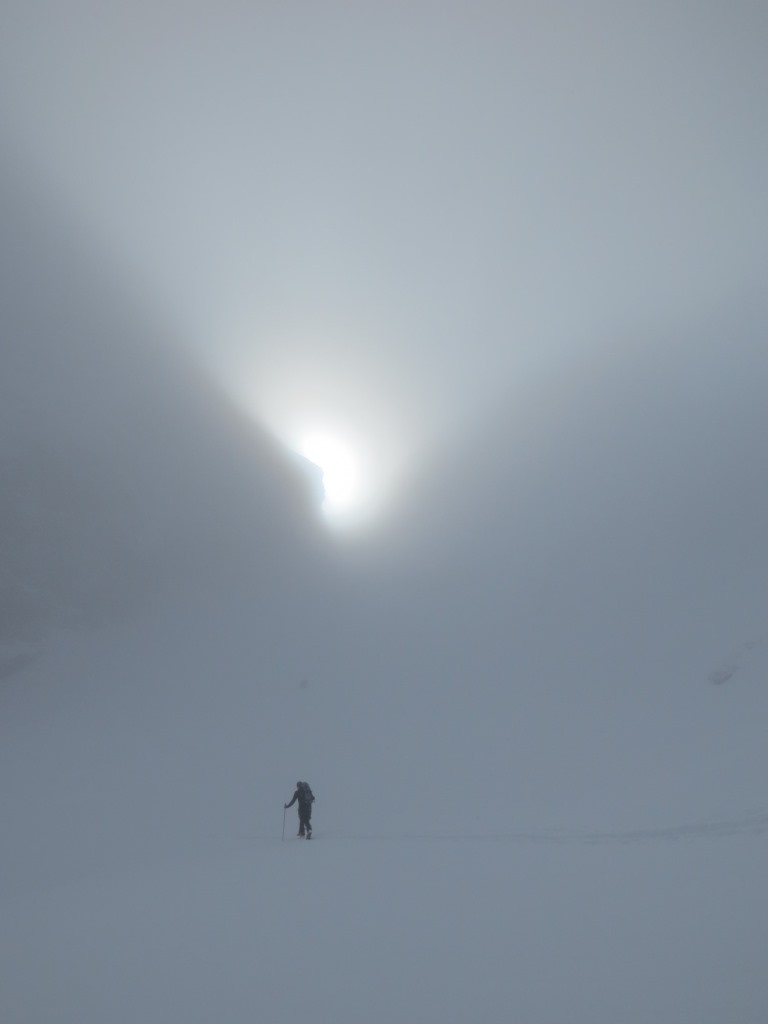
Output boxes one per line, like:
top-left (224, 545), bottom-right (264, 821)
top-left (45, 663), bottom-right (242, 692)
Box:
top-left (282, 805), bottom-right (286, 842)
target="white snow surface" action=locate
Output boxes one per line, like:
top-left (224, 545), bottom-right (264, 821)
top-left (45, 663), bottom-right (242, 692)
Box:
top-left (2, 595), bottom-right (767, 1024)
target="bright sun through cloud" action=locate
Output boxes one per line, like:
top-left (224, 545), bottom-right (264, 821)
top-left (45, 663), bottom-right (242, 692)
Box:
top-left (300, 433), bottom-right (361, 520)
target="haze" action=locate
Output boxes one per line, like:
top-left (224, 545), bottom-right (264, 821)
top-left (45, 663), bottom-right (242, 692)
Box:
top-left (1, 4), bottom-right (767, 1022)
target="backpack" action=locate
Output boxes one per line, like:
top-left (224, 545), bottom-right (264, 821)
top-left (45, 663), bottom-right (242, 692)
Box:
top-left (298, 781), bottom-right (314, 805)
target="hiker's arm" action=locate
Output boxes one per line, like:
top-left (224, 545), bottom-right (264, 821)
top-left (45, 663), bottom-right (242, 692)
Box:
top-left (285, 790), bottom-right (298, 808)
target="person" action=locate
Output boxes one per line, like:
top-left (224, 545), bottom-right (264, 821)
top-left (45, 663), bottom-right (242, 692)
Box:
top-left (285, 781), bottom-right (315, 838)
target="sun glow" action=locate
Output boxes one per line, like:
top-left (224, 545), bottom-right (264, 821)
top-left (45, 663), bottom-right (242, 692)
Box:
top-left (300, 433), bottom-right (361, 519)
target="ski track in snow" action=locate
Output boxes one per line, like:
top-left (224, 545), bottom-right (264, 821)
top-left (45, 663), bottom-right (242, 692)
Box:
top-left (235, 806), bottom-right (768, 848)
top-left (708, 628), bottom-right (768, 685)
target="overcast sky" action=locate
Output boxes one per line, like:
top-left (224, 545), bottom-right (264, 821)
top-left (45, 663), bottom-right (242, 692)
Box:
top-left (3, 0), bottom-right (766, 808)
top-left (2, 1), bottom-right (767, 523)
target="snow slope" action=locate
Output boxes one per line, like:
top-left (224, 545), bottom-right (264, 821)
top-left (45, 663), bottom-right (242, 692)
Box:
top-left (2, 602), bottom-right (767, 1024)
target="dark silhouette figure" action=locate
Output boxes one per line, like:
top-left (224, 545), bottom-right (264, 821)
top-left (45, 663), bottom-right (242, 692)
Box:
top-left (285, 781), bottom-right (315, 838)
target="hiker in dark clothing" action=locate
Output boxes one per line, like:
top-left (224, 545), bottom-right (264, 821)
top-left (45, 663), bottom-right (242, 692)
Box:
top-left (285, 781), bottom-right (315, 838)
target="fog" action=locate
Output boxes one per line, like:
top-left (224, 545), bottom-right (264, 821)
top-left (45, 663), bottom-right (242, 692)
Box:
top-left (2, 2), bottom-right (766, 490)
top-left (2, 4), bottom-right (768, 1022)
